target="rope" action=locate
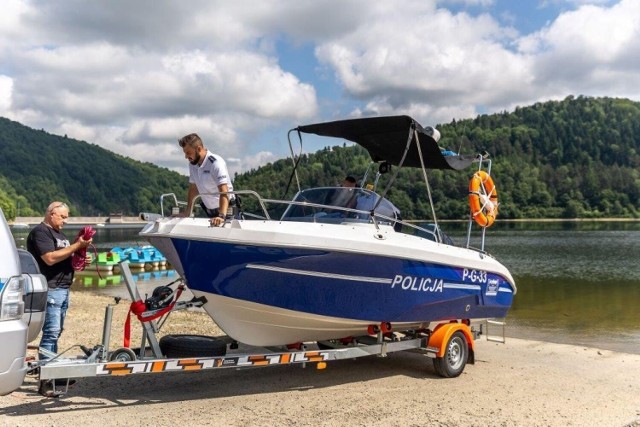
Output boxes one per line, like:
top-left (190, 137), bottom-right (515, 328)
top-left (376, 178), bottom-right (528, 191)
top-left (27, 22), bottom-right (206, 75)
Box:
top-left (70, 226), bottom-right (102, 278)
top-left (71, 226), bottom-right (95, 270)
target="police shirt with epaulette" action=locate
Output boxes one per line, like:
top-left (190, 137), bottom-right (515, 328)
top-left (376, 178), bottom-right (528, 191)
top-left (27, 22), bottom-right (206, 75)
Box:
top-left (189, 150), bottom-right (234, 209)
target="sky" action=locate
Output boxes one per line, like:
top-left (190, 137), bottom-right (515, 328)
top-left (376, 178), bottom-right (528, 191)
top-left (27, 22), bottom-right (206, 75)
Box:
top-left (1, 0), bottom-right (639, 177)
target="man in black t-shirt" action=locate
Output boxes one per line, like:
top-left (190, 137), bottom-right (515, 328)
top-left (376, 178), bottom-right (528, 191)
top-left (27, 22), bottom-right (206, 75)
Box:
top-left (27, 201), bottom-right (92, 396)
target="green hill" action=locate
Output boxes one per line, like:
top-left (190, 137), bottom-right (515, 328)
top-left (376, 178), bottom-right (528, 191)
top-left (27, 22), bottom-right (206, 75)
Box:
top-left (440, 95), bottom-right (640, 218)
top-left (0, 118), bottom-right (188, 218)
top-left (1, 95), bottom-right (639, 221)
top-left (235, 96), bottom-right (640, 220)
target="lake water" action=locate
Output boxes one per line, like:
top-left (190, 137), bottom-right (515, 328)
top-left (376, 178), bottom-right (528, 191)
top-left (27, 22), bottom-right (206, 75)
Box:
top-left (450, 220), bottom-right (640, 355)
top-left (11, 220), bottom-right (640, 355)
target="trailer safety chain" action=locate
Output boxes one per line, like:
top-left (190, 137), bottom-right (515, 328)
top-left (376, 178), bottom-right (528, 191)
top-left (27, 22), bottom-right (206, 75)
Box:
top-left (123, 284), bottom-right (184, 347)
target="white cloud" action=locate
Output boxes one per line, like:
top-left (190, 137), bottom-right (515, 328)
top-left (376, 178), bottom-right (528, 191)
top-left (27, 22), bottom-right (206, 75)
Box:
top-left (236, 151), bottom-right (279, 175)
top-left (440, 0), bottom-right (495, 6)
top-left (1, 1), bottom-right (320, 174)
top-left (316, 0), bottom-right (640, 124)
top-left (519, 0), bottom-right (640, 98)
top-left (0, 76), bottom-right (13, 114)
top-left (0, 0), bottom-right (639, 177)
top-left (561, 0), bottom-right (616, 5)
top-left (357, 98), bottom-right (480, 126)
top-left (0, 0), bottom-right (30, 51)
top-left (315, 5), bottom-right (531, 122)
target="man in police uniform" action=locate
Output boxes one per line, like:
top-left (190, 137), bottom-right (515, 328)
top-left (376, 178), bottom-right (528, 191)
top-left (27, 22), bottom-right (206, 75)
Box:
top-left (178, 133), bottom-right (235, 227)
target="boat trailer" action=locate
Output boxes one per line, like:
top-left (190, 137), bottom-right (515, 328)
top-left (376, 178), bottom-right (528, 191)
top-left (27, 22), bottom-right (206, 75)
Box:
top-left (30, 262), bottom-right (487, 397)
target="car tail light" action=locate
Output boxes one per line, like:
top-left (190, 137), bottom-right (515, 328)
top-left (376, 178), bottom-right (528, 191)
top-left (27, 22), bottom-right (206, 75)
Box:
top-left (0, 276), bottom-right (25, 321)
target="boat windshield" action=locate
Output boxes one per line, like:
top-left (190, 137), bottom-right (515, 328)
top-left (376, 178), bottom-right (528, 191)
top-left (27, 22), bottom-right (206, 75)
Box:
top-left (280, 187), bottom-right (400, 227)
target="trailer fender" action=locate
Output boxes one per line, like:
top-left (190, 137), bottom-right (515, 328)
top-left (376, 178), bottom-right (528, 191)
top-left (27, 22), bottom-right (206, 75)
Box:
top-left (427, 322), bottom-right (475, 364)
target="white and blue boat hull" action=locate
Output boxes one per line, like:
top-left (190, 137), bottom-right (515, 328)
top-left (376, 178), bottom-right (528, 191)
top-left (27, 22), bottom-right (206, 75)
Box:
top-left (142, 217), bottom-right (516, 346)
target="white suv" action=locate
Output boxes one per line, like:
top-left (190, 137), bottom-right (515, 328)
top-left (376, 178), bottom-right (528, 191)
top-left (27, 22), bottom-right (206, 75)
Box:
top-left (0, 208), bottom-right (47, 395)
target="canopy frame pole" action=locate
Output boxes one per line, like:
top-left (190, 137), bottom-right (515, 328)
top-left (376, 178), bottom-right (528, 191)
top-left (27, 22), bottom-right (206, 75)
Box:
top-left (414, 130), bottom-right (441, 243)
top-left (283, 128), bottom-right (304, 198)
top-left (371, 124), bottom-right (414, 212)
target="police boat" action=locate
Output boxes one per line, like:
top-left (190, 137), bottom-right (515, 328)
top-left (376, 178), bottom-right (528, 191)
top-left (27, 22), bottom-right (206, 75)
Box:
top-left (140, 115), bottom-right (516, 347)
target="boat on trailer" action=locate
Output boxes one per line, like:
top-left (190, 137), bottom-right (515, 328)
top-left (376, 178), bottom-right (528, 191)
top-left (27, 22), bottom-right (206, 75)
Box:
top-left (140, 115), bottom-right (516, 347)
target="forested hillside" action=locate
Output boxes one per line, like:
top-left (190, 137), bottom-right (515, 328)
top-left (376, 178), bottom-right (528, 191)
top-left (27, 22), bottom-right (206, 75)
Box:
top-left (236, 96), bottom-right (640, 220)
top-left (1, 96), bottom-right (639, 220)
top-left (0, 118), bottom-right (187, 218)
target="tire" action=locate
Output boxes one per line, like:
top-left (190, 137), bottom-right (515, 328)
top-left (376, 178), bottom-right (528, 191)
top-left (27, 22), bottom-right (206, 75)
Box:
top-left (159, 334), bottom-right (227, 358)
top-left (432, 331), bottom-right (468, 378)
top-left (109, 347), bottom-right (137, 362)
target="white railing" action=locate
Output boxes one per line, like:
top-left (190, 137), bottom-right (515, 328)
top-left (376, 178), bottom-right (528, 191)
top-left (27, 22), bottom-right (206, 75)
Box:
top-left (159, 190), bottom-right (444, 243)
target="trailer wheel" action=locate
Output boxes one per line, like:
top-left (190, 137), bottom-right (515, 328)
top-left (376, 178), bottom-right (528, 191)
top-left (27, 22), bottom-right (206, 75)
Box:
top-left (109, 347), bottom-right (137, 362)
top-left (433, 331), bottom-right (468, 378)
top-left (159, 334), bottom-right (227, 358)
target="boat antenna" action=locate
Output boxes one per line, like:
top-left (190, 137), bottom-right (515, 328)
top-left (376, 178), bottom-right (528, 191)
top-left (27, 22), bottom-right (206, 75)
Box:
top-left (283, 128), bottom-right (303, 198)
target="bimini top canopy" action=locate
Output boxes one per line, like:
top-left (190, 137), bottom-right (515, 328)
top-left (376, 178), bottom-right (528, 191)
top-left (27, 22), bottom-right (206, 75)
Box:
top-left (296, 115), bottom-right (476, 170)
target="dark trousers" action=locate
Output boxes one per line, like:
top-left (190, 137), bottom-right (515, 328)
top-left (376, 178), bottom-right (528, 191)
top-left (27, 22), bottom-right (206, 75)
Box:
top-left (199, 196), bottom-right (241, 219)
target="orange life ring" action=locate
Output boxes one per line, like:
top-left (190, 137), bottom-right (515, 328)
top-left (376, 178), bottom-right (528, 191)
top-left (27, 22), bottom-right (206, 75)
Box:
top-left (468, 171), bottom-right (498, 228)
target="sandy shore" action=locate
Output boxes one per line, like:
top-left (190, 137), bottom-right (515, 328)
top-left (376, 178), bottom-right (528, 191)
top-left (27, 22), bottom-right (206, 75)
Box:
top-left (1, 291), bottom-right (639, 427)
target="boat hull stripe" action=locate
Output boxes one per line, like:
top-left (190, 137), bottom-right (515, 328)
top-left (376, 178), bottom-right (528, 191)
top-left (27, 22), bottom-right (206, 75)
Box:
top-left (442, 283), bottom-right (481, 290)
top-left (246, 264), bottom-right (393, 284)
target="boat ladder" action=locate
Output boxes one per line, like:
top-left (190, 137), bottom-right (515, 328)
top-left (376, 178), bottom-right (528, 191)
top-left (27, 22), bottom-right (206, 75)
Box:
top-left (484, 318), bottom-right (506, 343)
